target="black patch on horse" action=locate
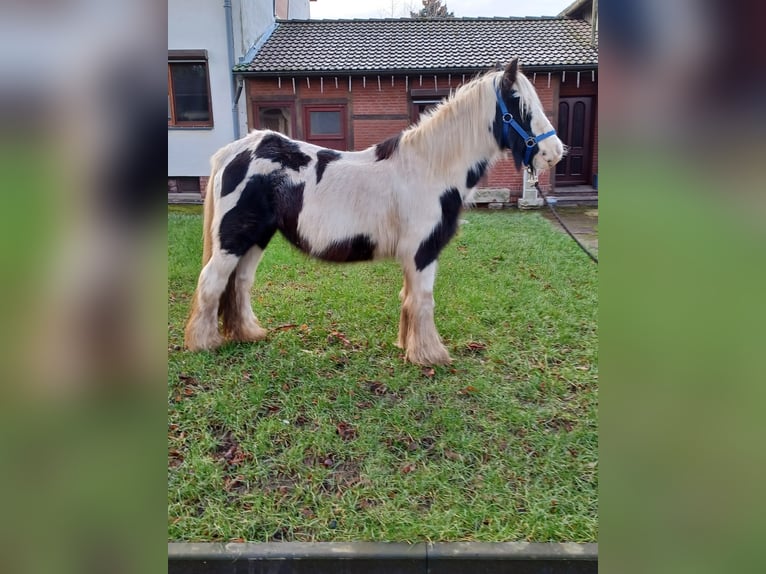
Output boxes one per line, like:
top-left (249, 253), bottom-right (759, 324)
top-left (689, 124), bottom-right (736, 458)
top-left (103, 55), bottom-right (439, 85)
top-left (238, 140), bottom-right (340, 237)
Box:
top-left (466, 160), bottom-right (489, 188)
top-left (316, 149), bottom-right (341, 184)
top-left (219, 173), bottom-right (279, 255)
top-left (374, 134), bottom-right (401, 161)
top-left (273, 176), bottom-right (309, 252)
top-left (254, 133), bottom-right (311, 172)
top-left (414, 188), bottom-right (463, 272)
top-left (317, 235), bottom-right (376, 263)
top-left (220, 150), bottom-right (253, 197)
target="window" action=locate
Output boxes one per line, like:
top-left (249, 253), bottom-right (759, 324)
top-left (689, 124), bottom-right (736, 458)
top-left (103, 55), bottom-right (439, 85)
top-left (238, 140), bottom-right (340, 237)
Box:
top-left (168, 50), bottom-right (213, 127)
top-left (303, 104), bottom-right (347, 150)
top-left (256, 104), bottom-right (293, 137)
top-left (411, 99), bottom-right (442, 122)
top-left (304, 105), bottom-right (345, 140)
top-left (168, 177), bottom-right (201, 194)
top-left (309, 110), bottom-right (341, 135)
top-left (410, 89), bottom-right (451, 123)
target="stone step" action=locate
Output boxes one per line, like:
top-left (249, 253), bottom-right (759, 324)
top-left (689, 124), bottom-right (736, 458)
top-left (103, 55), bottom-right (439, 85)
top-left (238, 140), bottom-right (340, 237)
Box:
top-left (544, 194), bottom-right (598, 207)
top-left (168, 193), bottom-right (203, 204)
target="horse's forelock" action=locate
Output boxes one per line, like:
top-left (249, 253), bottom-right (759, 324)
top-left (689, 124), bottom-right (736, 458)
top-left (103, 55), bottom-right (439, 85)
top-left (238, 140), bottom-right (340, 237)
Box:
top-left (507, 70), bottom-right (544, 121)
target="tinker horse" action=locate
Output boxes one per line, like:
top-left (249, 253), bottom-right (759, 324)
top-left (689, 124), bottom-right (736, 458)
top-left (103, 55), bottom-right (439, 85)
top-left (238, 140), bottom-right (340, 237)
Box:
top-left (184, 59), bottom-right (564, 365)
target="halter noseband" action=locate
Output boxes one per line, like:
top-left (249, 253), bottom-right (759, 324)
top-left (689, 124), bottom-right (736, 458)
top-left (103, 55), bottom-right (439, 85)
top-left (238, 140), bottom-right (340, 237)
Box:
top-left (496, 88), bottom-right (556, 167)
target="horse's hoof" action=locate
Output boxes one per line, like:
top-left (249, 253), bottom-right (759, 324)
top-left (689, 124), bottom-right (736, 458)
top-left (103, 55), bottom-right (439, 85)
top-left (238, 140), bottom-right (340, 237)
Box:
top-left (405, 346), bottom-right (452, 366)
top-left (184, 331), bottom-right (224, 351)
top-left (229, 325), bottom-right (268, 343)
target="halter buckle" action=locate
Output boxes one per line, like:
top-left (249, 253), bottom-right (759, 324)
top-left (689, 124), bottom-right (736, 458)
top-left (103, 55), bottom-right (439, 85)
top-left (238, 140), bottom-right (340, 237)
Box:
top-left (502, 113), bottom-right (513, 123)
top-left (525, 137), bottom-right (537, 148)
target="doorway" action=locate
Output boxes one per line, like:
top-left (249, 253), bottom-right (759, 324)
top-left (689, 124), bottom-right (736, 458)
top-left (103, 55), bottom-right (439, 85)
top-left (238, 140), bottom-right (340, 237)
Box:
top-left (555, 96), bottom-right (593, 186)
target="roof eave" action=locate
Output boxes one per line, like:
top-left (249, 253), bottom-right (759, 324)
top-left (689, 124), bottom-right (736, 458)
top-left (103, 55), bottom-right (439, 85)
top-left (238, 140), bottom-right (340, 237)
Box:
top-left (234, 63), bottom-right (598, 77)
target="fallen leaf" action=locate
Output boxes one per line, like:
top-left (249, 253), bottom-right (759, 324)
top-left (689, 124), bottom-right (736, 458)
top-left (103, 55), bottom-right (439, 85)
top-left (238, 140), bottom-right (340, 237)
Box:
top-left (458, 385), bottom-right (479, 395)
top-left (367, 381), bottom-right (388, 395)
top-left (401, 463), bottom-right (417, 474)
top-left (466, 341), bottom-right (487, 351)
top-left (443, 449), bottom-right (461, 461)
top-left (336, 422), bottom-right (357, 441)
top-left (223, 475), bottom-right (245, 492)
top-left (168, 449), bottom-right (184, 467)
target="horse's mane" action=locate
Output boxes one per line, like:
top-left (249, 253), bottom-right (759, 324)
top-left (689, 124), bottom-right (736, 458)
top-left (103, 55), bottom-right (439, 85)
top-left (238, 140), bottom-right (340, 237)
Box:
top-left (399, 67), bottom-right (541, 176)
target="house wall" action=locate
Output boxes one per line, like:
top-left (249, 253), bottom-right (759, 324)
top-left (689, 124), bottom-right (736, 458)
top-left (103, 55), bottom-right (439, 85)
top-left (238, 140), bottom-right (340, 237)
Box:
top-left (234, 0), bottom-right (275, 56)
top-left (246, 72), bottom-right (570, 197)
top-left (169, 0), bottom-right (312, 183)
top-left (288, 0), bottom-right (311, 19)
top-left (169, 0), bottom-right (240, 177)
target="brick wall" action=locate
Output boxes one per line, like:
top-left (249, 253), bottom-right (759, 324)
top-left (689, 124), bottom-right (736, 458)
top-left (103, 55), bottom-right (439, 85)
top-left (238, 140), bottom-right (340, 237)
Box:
top-left (246, 71), bottom-right (588, 195)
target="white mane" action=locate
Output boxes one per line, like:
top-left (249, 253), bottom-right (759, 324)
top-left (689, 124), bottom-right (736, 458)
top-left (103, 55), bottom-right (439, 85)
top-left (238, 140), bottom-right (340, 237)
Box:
top-left (398, 68), bottom-right (543, 179)
top-left (508, 69), bottom-right (544, 121)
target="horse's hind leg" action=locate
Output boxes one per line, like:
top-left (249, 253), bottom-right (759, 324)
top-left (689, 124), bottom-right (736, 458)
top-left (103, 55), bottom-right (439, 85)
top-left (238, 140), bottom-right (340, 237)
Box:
top-left (221, 245), bottom-right (269, 343)
top-left (400, 261), bottom-right (452, 366)
top-left (184, 250), bottom-right (239, 351)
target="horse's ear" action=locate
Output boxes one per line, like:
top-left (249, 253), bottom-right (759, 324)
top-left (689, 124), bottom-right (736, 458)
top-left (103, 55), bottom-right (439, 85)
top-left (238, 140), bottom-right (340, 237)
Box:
top-left (502, 58), bottom-right (519, 91)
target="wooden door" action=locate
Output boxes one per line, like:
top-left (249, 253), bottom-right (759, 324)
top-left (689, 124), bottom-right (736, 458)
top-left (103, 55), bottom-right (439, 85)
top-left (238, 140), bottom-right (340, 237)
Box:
top-left (555, 96), bottom-right (593, 185)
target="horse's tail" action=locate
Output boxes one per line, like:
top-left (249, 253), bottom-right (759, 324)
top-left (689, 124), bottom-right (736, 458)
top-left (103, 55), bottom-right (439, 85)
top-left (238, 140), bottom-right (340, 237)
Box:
top-left (201, 148), bottom-right (225, 265)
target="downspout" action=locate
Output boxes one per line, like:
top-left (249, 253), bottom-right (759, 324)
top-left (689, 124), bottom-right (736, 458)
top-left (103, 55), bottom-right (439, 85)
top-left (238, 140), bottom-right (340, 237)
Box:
top-left (591, 0), bottom-right (598, 47)
top-left (223, 0), bottom-right (240, 140)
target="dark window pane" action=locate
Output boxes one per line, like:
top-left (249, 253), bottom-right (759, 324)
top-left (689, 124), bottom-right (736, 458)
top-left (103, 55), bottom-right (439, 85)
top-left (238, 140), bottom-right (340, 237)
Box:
top-left (309, 111), bottom-right (341, 135)
top-left (177, 177), bottom-right (201, 193)
top-left (170, 63), bottom-right (210, 122)
top-left (572, 102), bottom-right (585, 147)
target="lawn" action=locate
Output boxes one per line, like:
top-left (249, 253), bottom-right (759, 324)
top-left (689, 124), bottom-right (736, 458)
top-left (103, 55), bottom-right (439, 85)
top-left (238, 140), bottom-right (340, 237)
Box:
top-left (168, 206), bottom-right (598, 543)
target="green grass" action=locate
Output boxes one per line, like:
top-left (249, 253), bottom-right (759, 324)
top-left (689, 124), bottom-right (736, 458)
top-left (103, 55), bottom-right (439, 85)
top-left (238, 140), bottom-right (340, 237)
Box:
top-left (168, 207), bottom-right (598, 542)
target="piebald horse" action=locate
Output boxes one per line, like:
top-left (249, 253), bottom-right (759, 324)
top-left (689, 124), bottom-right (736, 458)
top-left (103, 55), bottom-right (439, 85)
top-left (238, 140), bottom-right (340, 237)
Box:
top-left (184, 59), bottom-right (564, 365)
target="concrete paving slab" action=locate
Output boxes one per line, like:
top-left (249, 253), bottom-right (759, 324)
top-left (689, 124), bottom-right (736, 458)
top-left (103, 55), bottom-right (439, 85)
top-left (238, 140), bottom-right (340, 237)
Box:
top-left (542, 206), bottom-right (599, 255)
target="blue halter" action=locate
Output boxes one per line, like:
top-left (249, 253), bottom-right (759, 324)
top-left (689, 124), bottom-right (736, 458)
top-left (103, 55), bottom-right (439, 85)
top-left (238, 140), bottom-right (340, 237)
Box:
top-left (496, 88), bottom-right (557, 167)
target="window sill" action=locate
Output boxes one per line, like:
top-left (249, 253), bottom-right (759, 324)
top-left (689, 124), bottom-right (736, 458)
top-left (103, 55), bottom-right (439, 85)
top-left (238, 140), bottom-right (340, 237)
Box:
top-left (168, 126), bottom-right (214, 131)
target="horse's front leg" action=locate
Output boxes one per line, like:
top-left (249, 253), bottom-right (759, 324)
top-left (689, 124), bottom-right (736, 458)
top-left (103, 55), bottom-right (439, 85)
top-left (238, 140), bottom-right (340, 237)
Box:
top-left (400, 261), bottom-right (451, 366)
top-left (396, 275), bottom-right (409, 349)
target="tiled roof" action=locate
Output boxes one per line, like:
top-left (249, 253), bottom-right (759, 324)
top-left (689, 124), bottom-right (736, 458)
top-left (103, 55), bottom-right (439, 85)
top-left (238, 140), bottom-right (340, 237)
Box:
top-left (235, 17), bottom-right (598, 75)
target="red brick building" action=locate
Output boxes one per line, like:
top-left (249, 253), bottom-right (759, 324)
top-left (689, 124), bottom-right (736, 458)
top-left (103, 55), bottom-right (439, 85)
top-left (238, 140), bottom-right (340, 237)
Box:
top-left (234, 16), bottom-right (598, 205)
